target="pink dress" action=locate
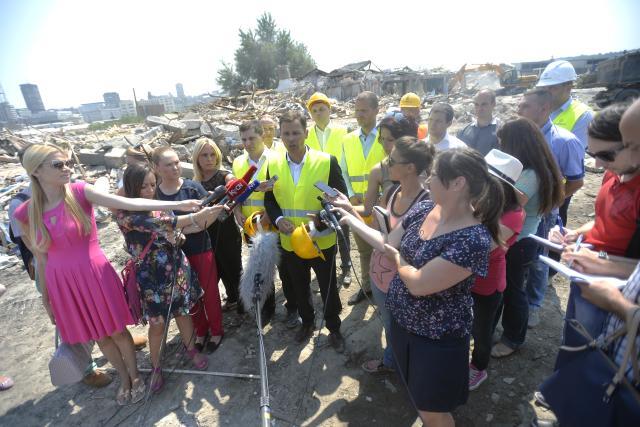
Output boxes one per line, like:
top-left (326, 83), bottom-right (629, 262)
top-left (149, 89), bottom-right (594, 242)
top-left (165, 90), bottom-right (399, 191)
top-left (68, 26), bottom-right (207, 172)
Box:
top-left (14, 181), bottom-right (133, 344)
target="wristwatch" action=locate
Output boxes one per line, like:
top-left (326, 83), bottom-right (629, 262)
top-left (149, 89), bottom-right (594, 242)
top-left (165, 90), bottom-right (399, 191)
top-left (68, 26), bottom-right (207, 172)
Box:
top-left (598, 250), bottom-right (609, 260)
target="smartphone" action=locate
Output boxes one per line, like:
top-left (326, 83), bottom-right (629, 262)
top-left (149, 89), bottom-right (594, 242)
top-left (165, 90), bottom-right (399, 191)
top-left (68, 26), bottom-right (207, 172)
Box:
top-left (373, 206), bottom-right (391, 234)
top-left (314, 181), bottom-right (339, 198)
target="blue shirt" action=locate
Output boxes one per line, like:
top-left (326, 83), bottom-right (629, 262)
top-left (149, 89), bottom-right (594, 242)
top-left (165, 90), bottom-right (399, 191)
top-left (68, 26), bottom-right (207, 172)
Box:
top-left (386, 200), bottom-right (491, 339)
top-left (541, 119), bottom-right (585, 182)
top-left (550, 97), bottom-right (593, 150)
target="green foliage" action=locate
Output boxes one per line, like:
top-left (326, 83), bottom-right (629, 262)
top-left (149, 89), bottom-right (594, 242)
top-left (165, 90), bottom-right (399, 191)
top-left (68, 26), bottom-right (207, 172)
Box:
top-left (217, 12), bottom-right (316, 95)
top-left (87, 115), bottom-right (143, 131)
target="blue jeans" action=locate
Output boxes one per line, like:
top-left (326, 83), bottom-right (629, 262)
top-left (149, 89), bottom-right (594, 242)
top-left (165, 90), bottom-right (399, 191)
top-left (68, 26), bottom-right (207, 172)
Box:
top-left (371, 278), bottom-right (394, 368)
top-left (527, 213), bottom-right (556, 310)
top-left (563, 282), bottom-right (608, 344)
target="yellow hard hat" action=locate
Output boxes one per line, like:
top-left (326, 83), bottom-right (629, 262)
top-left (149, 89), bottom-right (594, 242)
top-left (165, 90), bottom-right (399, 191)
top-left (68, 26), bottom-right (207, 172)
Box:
top-left (399, 92), bottom-right (421, 109)
top-left (243, 210), bottom-right (276, 239)
top-left (306, 92), bottom-right (331, 111)
top-left (290, 223), bottom-right (326, 260)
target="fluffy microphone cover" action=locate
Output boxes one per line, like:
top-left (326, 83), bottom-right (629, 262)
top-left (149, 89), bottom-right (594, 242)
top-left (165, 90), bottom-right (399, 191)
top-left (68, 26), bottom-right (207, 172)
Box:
top-left (239, 231), bottom-right (281, 311)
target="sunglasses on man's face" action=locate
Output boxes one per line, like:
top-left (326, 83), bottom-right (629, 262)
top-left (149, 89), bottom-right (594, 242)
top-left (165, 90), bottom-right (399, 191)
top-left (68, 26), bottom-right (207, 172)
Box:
top-left (586, 146), bottom-right (624, 163)
top-left (50, 159), bottom-right (74, 170)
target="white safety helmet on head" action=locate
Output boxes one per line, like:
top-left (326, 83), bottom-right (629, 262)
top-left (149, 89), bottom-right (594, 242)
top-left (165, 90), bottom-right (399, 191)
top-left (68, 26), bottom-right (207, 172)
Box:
top-left (536, 60), bottom-right (577, 87)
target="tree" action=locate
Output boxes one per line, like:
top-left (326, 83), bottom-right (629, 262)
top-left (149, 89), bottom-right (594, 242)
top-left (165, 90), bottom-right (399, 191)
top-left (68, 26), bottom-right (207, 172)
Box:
top-left (217, 13), bottom-right (316, 94)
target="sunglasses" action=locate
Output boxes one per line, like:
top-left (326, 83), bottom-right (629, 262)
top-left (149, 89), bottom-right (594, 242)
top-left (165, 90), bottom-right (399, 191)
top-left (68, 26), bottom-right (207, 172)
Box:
top-left (50, 159), bottom-right (74, 170)
top-left (586, 146), bottom-right (624, 163)
top-left (388, 156), bottom-right (411, 167)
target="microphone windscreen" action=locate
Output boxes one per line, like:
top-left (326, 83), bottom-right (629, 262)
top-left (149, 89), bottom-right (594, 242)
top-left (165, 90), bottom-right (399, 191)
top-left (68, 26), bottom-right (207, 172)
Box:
top-left (239, 231), bottom-right (280, 311)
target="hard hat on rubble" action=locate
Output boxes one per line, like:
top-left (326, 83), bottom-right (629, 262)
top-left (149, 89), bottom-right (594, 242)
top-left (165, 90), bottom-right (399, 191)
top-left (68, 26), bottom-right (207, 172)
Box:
top-left (536, 60), bottom-right (577, 87)
top-left (290, 223), bottom-right (326, 260)
top-left (243, 211), bottom-right (276, 238)
top-left (399, 92), bottom-right (421, 109)
top-left (306, 92), bottom-right (331, 111)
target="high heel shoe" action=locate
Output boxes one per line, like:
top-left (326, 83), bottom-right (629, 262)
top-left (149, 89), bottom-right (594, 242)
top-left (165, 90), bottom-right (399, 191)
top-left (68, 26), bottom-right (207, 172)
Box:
top-left (186, 347), bottom-right (209, 370)
top-left (150, 367), bottom-right (164, 394)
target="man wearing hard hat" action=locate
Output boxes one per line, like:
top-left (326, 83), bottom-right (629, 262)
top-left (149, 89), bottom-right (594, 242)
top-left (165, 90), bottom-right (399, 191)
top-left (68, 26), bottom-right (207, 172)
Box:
top-left (536, 60), bottom-right (593, 150)
top-left (399, 92), bottom-right (428, 140)
top-left (305, 92), bottom-right (352, 287)
top-left (264, 110), bottom-right (348, 352)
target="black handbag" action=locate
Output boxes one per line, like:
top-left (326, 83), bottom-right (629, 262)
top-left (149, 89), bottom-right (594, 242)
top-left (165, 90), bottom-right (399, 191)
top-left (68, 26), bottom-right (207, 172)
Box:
top-left (540, 309), bottom-right (640, 427)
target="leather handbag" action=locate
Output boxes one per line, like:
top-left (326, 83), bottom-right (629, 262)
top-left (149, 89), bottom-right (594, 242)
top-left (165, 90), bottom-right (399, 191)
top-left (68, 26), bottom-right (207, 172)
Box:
top-left (121, 232), bottom-right (156, 324)
top-left (49, 329), bottom-right (92, 386)
top-left (540, 309), bottom-right (640, 426)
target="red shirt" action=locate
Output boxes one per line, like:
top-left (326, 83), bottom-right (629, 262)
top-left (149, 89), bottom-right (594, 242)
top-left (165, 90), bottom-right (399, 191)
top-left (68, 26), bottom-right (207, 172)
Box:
top-left (586, 171), bottom-right (640, 256)
top-left (472, 208), bottom-right (525, 296)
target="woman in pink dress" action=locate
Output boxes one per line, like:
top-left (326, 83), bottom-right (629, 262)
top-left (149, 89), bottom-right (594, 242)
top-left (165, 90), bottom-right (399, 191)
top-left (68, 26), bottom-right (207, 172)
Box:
top-left (14, 144), bottom-right (202, 405)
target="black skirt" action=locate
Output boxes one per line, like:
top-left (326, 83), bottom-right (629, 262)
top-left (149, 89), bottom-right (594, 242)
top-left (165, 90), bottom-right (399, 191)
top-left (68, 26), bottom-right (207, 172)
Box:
top-left (390, 318), bottom-right (470, 412)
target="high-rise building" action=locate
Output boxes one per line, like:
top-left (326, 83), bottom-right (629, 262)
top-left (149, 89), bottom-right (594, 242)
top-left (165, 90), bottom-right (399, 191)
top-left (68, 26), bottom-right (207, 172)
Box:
top-left (20, 83), bottom-right (45, 113)
top-left (176, 83), bottom-right (185, 99)
top-left (0, 102), bottom-right (18, 123)
top-left (103, 92), bottom-right (121, 108)
top-left (0, 83), bottom-right (6, 103)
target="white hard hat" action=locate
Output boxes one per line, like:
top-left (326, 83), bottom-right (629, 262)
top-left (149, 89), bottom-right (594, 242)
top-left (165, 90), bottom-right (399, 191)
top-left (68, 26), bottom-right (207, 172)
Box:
top-left (536, 60), bottom-right (577, 87)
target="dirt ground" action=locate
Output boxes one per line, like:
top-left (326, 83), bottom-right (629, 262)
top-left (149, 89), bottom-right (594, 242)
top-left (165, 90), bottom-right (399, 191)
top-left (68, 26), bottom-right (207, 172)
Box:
top-left (0, 158), bottom-right (602, 427)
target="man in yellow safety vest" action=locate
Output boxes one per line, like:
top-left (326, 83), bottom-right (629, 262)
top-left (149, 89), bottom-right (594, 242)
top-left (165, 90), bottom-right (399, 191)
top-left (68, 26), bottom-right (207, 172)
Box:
top-left (264, 110), bottom-right (348, 352)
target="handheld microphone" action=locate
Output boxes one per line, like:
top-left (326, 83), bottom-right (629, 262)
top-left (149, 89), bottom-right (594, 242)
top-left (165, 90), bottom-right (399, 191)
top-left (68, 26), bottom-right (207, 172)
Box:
top-left (317, 196), bottom-right (342, 233)
top-left (213, 164), bottom-right (258, 206)
top-left (239, 231), bottom-right (280, 311)
top-left (200, 185), bottom-right (227, 206)
top-left (240, 164), bottom-right (258, 184)
top-left (217, 180), bottom-right (261, 221)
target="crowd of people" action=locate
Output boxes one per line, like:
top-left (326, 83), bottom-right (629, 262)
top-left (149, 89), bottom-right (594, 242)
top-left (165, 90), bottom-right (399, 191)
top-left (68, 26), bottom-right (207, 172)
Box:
top-left (3, 59), bottom-right (640, 426)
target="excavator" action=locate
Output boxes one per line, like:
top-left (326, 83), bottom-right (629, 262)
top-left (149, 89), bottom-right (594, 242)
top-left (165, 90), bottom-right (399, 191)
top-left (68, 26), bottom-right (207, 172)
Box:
top-left (449, 64), bottom-right (538, 94)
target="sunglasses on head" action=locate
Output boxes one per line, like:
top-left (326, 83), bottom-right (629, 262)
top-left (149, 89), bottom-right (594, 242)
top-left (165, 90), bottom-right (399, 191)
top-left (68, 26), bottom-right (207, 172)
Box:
top-left (388, 156), bottom-right (411, 167)
top-left (586, 146), bottom-right (624, 163)
top-left (50, 159), bottom-right (74, 170)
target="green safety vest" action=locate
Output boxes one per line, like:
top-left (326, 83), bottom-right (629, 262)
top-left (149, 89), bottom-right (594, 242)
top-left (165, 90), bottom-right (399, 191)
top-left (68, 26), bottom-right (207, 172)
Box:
top-left (268, 149), bottom-right (335, 251)
top-left (552, 100), bottom-right (590, 133)
top-left (304, 125), bottom-right (348, 161)
top-left (232, 152), bottom-right (269, 218)
top-left (342, 130), bottom-right (385, 199)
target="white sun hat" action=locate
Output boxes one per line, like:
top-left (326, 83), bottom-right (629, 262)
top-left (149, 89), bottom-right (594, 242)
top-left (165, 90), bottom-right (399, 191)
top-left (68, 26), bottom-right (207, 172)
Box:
top-left (485, 149), bottom-right (523, 191)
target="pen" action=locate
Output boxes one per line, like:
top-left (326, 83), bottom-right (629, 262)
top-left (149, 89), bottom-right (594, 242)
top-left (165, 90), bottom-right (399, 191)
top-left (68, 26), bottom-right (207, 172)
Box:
top-left (566, 234), bottom-right (584, 269)
top-left (557, 216), bottom-right (566, 235)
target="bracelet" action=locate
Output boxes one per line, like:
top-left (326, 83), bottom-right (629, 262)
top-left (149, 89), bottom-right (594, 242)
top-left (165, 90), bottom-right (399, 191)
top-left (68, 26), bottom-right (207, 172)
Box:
top-left (598, 250), bottom-right (609, 260)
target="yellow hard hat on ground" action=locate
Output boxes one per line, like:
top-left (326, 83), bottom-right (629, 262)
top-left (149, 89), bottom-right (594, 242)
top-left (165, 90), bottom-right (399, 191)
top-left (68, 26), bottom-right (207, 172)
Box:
top-left (243, 211), bottom-right (276, 240)
top-left (306, 92), bottom-right (331, 111)
top-left (399, 92), bottom-right (421, 109)
top-left (290, 223), bottom-right (326, 260)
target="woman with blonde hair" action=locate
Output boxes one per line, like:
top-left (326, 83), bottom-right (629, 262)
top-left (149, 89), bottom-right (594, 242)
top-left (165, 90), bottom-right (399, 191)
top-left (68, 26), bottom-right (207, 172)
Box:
top-left (13, 144), bottom-right (202, 405)
top-left (192, 137), bottom-right (243, 313)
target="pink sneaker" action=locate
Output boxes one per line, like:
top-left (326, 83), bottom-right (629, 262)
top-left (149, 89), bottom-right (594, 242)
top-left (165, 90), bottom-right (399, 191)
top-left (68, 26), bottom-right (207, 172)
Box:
top-left (469, 363), bottom-right (488, 391)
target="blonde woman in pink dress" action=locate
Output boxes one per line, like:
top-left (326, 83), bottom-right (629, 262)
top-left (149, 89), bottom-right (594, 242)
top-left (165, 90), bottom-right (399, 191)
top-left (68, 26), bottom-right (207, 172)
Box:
top-left (14, 144), bottom-right (203, 405)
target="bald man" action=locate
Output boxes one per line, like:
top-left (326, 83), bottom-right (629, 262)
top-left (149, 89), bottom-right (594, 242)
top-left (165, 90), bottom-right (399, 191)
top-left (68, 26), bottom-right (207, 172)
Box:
top-left (457, 89), bottom-right (500, 156)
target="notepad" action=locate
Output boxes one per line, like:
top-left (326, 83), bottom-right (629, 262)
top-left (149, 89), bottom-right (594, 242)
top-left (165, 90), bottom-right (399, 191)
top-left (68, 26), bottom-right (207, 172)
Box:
top-left (528, 234), bottom-right (594, 252)
top-left (539, 255), bottom-right (627, 289)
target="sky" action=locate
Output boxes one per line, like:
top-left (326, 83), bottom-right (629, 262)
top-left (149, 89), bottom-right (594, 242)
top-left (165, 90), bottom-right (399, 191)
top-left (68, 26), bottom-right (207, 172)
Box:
top-left (1, 0), bottom-right (638, 109)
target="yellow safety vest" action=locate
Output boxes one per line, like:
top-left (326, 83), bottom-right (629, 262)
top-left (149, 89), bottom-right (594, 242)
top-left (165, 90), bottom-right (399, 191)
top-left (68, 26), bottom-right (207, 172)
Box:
top-left (304, 125), bottom-right (348, 161)
top-left (269, 149), bottom-right (335, 251)
top-left (552, 100), bottom-right (590, 133)
top-left (342, 130), bottom-right (386, 199)
top-left (232, 151), bottom-right (269, 218)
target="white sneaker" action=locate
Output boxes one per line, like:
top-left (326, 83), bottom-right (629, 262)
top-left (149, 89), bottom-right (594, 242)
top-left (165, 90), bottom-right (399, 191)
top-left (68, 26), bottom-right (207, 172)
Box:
top-left (528, 309), bottom-right (541, 328)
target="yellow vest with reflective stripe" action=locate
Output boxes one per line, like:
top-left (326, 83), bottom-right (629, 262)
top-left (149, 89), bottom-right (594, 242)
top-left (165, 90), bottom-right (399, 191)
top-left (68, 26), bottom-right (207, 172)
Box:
top-left (269, 149), bottom-right (335, 251)
top-left (232, 152), bottom-right (269, 218)
top-left (266, 139), bottom-right (287, 154)
top-left (304, 125), bottom-right (348, 161)
top-left (342, 130), bottom-right (385, 199)
top-left (552, 100), bottom-right (590, 133)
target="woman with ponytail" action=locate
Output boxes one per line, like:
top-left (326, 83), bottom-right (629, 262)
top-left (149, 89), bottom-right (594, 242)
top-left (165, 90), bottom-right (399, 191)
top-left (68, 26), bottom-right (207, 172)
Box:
top-left (13, 144), bottom-right (202, 405)
top-left (338, 147), bottom-right (502, 426)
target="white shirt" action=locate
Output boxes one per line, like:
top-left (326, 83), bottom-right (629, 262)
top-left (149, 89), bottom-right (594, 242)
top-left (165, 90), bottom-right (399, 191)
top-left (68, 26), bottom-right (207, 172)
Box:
top-left (429, 133), bottom-right (466, 152)
top-left (247, 148), bottom-right (270, 173)
top-left (314, 122), bottom-right (332, 151)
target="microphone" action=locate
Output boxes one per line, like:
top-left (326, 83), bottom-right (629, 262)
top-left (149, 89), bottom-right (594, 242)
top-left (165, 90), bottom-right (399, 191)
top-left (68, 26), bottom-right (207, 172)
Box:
top-left (317, 196), bottom-right (342, 233)
top-left (200, 185), bottom-right (227, 206)
top-left (212, 164), bottom-right (258, 206)
top-left (240, 164), bottom-right (258, 184)
top-left (239, 231), bottom-right (280, 312)
top-left (217, 180), bottom-right (261, 221)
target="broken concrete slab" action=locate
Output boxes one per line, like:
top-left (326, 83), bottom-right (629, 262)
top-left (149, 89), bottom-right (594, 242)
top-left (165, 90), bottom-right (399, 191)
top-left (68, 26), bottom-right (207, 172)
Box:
top-left (165, 120), bottom-right (187, 134)
top-left (172, 145), bottom-right (191, 162)
top-left (180, 162), bottom-right (194, 179)
top-left (77, 149), bottom-right (105, 166)
top-left (104, 147), bottom-right (127, 169)
top-left (181, 119), bottom-right (202, 130)
top-left (146, 116), bottom-right (170, 127)
top-left (215, 124), bottom-right (240, 140)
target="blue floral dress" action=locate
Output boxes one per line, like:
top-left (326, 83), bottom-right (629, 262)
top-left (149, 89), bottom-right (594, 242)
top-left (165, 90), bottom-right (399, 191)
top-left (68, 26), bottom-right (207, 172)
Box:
top-left (116, 211), bottom-right (202, 319)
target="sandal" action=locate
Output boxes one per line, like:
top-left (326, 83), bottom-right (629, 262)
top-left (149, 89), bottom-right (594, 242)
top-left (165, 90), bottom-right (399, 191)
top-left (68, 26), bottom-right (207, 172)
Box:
top-left (130, 377), bottom-right (146, 404)
top-left (206, 335), bottom-right (224, 354)
top-left (116, 386), bottom-right (131, 406)
top-left (491, 342), bottom-right (517, 358)
top-left (186, 347), bottom-right (209, 370)
top-left (150, 367), bottom-right (164, 394)
top-left (361, 359), bottom-right (394, 374)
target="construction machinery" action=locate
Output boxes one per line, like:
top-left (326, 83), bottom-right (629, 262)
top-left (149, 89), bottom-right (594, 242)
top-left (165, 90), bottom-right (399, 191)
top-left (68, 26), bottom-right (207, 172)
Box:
top-left (449, 64), bottom-right (538, 94)
top-left (579, 50), bottom-right (640, 107)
